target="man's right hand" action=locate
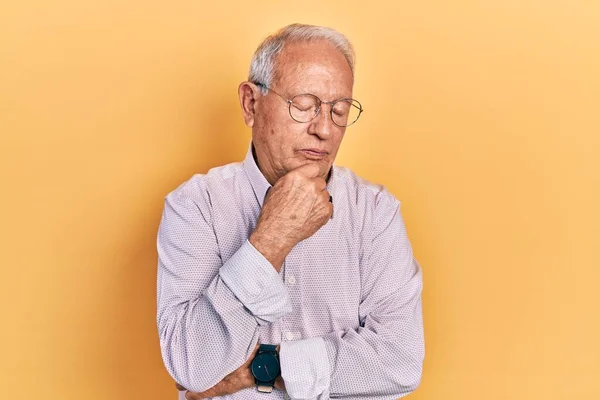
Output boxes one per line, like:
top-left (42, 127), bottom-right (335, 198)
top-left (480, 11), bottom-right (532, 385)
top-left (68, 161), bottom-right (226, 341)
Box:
top-left (249, 163), bottom-right (333, 271)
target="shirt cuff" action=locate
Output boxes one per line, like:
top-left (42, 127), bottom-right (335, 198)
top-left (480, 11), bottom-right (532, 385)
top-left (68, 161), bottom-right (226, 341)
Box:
top-left (219, 239), bottom-right (292, 324)
top-left (280, 337), bottom-right (331, 400)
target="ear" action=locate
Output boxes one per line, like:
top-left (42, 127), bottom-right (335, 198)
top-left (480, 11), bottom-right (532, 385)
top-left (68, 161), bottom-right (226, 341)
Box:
top-left (238, 81), bottom-right (261, 127)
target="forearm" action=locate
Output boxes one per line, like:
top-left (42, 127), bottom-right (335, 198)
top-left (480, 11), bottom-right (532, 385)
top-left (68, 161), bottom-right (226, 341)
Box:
top-left (158, 272), bottom-right (260, 392)
top-left (322, 314), bottom-right (424, 398)
top-left (280, 265), bottom-right (424, 400)
top-left (158, 240), bottom-right (293, 392)
top-left (281, 336), bottom-right (422, 400)
top-left (249, 229), bottom-right (293, 273)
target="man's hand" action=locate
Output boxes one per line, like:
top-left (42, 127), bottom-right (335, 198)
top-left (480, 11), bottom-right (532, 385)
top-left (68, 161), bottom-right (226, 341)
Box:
top-left (274, 375), bottom-right (286, 391)
top-left (176, 344), bottom-right (287, 398)
top-left (249, 163), bottom-right (333, 271)
top-left (177, 344), bottom-right (259, 399)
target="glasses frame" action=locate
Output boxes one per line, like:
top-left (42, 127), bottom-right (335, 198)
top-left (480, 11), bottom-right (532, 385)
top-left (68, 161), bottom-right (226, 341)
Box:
top-left (254, 82), bottom-right (363, 128)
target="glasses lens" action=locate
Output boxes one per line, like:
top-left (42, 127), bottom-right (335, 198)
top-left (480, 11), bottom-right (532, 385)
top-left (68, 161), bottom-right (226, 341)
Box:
top-left (289, 94), bottom-right (320, 123)
top-left (331, 99), bottom-right (362, 127)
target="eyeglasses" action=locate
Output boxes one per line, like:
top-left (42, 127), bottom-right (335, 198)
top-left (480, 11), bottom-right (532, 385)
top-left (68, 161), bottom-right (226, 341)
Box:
top-left (254, 82), bottom-right (363, 128)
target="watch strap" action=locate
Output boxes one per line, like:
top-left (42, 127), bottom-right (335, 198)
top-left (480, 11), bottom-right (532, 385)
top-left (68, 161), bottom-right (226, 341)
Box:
top-left (259, 344), bottom-right (277, 352)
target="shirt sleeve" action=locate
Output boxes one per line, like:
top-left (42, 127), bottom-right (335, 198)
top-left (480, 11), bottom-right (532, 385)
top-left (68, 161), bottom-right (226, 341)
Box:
top-left (219, 240), bottom-right (293, 323)
top-left (280, 338), bottom-right (330, 400)
top-left (156, 183), bottom-right (292, 393)
top-left (280, 194), bottom-right (424, 400)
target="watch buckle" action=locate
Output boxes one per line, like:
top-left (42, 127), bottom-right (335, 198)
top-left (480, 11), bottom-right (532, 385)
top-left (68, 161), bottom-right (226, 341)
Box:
top-left (257, 384), bottom-right (273, 393)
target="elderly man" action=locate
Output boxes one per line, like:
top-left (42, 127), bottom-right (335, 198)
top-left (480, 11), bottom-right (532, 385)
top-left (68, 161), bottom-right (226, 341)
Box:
top-left (156, 24), bottom-right (424, 400)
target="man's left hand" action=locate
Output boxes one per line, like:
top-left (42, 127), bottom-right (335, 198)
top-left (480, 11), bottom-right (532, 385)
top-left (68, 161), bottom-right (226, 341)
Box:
top-left (175, 344), bottom-right (286, 399)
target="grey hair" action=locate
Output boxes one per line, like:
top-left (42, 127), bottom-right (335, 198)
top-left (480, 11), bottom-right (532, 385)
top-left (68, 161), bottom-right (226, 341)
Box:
top-left (248, 23), bottom-right (355, 94)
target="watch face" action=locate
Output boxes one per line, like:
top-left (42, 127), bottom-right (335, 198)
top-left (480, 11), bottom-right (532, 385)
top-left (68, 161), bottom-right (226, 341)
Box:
top-left (251, 353), bottom-right (280, 382)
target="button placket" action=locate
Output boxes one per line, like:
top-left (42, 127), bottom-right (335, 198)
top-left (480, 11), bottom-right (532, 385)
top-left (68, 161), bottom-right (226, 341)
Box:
top-left (286, 274), bottom-right (296, 285)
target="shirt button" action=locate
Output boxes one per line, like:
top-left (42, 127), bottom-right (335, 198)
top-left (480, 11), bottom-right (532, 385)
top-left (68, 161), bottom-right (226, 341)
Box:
top-left (285, 331), bottom-right (295, 341)
top-left (287, 275), bottom-right (296, 285)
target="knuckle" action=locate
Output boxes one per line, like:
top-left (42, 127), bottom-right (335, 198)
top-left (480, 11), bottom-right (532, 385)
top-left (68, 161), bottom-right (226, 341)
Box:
top-left (288, 172), bottom-right (304, 186)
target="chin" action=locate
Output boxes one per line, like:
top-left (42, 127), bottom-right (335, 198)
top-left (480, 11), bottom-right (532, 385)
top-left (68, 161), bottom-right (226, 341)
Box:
top-left (288, 156), bottom-right (331, 176)
top-left (305, 159), bottom-right (329, 169)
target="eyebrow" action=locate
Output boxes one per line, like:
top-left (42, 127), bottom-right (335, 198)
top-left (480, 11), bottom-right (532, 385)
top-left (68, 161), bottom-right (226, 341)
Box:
top-left (287, 88), bottom-right (354, 102)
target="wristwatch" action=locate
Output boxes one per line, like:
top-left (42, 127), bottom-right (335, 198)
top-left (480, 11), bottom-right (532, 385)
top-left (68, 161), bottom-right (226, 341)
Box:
top-left (250, 344), bottom-right (280, 393)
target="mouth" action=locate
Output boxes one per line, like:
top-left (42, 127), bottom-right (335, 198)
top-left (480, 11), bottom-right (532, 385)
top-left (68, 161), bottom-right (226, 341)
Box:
top-left (298, 149), bottom-right (329, 160)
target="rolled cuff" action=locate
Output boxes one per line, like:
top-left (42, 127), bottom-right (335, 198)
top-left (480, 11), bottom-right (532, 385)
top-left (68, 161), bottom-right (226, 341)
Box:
top-left (219, 240), bottom-right (292, 324)
top-left (280, 337), bottom-right (331, 400)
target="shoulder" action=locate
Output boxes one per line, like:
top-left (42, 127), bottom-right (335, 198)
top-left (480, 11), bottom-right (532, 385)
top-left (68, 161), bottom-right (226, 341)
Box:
top-left (163, 161), bottom-right (244, 215)
top-left (333, 165), bottom-right (400, 214)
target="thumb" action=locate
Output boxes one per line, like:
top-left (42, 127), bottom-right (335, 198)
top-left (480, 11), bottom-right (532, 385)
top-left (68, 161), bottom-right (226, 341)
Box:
top-left (244, 342), bottom-right (261, 366)
top-left (292, 162), bottom-right (321, 179)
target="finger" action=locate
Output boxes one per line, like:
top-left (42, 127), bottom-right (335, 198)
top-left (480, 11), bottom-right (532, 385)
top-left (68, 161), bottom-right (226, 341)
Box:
top-left (317, 190), bottom-right (331, 204)
top-left (185, 390), bottom-right (198, 400)
top-left (316, 192), bottom-right (334, 218)
top-left (274, 376), bottom-right (286, 391)
top-left (309, 177), bottom-right (327, 192)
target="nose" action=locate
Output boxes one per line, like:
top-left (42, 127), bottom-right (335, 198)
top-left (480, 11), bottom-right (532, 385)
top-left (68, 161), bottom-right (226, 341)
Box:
top-left (308, 104), bottom-right (336, 139)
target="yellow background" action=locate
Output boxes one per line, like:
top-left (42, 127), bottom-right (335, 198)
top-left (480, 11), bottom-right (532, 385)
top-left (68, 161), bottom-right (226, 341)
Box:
top-left (1, 1), bottom-right (598, 399)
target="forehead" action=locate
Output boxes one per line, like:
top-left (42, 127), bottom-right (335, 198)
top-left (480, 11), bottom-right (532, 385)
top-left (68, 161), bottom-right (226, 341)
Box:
top-left (274, 40), bottom-right (354, 99)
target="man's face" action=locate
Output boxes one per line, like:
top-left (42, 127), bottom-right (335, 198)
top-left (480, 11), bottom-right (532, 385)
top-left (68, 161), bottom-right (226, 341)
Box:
top-left (251, 40), bottom-right (354, 184)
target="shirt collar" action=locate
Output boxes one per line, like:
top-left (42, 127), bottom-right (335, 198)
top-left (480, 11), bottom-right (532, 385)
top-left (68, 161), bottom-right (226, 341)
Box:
top-left (242, 141), bottom-right (335, 208)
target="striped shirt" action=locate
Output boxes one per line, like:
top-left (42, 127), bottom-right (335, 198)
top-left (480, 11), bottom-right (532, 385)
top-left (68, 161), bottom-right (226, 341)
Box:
top-left (157, 142), bottom-right (424, 400)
